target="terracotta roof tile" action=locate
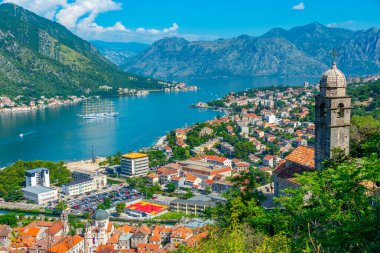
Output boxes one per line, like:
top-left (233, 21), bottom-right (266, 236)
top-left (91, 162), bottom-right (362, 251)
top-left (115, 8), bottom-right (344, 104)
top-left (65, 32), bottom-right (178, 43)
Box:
top-left (49, 235), bottom-right (83, 253)
top-left (46, 221), bottom-right (64, 236)
top-left (107, 233), bottom-right (119, 244)
top-left (285, 146), bottom-right (315, 168)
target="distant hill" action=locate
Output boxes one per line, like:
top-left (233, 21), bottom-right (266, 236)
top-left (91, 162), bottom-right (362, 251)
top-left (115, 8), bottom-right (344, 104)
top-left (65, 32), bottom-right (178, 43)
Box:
top-left (122, 22), bottom-right (380, 79)
top-left (92, 41), bottom-right (149, 66)
top-left (0, 3), bottom-right (162, 97)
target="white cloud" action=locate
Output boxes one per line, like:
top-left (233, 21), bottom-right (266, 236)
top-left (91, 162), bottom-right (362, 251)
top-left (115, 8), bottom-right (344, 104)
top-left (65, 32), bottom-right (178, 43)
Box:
top-left (1, 0), bottom-right (183, 42)
top-left (2, 0), bottom-right (67, 19)
top-left (292, 2), bottom-right (305, 11)
top-left (327, 20), bottom-right (354, 28)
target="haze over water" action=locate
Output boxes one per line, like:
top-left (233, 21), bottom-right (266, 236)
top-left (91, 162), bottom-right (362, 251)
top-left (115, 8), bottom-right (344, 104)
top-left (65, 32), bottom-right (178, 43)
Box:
top-left (0, 77), bottom-right (318, 166)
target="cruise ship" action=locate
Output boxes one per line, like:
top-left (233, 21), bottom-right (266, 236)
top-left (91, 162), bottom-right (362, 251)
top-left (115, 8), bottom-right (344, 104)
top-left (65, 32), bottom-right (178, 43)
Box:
top-left (78, 97), bottom-right (119, 119)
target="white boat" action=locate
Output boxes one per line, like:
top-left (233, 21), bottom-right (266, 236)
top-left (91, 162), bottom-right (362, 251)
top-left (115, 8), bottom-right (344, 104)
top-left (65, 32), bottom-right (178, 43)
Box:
top-left (78, 97), bottom-right (119, 119)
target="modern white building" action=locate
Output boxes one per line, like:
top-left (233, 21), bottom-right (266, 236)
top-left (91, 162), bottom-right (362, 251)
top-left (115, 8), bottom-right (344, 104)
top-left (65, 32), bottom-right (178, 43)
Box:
top-left (72, 170), bottom-right (107, 189)
top-left (62, 179), bottom-right (95, 196)
top-left (22, 185), bottom-right (58, 205)
top-left (25, 168), bottom-right (50, 187)
top-left (121, 153), bottom-right (149, 177)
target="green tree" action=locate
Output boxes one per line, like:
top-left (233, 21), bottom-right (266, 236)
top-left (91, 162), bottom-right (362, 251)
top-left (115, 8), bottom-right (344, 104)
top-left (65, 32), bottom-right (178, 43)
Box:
top-left (167, 183), bottom-right (176, 192)
top-left (103, 198), bottom-right (112, 209)
top-left (116, 202), bottom-right (126, 213)
top-left (56, 201), bottom-right (68, 212)
top-left (0, 213), bottom-right (18, 227)
top-left (0, 160), bottom-right (71, 201)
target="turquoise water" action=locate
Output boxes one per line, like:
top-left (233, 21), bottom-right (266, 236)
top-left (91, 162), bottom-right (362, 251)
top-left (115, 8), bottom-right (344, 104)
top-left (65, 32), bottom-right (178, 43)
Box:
top-left (0, 77), bottom-right (318, 166)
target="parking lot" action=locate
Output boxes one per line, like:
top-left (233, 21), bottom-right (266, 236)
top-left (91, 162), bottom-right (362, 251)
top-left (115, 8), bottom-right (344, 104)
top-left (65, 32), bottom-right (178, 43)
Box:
top-left (66, 185), bottom-right (143, 215)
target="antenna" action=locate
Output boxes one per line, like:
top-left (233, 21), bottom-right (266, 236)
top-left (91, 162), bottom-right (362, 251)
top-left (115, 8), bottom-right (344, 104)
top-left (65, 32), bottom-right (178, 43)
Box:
top-left (92, 145), bottom-right (95, 163)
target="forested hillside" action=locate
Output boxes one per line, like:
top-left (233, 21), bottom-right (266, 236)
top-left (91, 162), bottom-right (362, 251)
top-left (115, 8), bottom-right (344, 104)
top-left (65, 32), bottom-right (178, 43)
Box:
top-left (0, 3), bottom-right (162, 98)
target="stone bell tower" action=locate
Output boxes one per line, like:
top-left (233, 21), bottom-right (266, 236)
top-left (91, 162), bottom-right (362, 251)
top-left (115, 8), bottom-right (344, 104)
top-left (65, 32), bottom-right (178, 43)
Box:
top-left (315, 61), bottom-right (351, 170)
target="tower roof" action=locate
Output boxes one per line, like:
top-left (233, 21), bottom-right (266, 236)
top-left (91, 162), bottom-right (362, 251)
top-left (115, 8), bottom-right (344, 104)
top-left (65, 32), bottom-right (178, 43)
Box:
top-left (320, 61), bottom-right (346, 89)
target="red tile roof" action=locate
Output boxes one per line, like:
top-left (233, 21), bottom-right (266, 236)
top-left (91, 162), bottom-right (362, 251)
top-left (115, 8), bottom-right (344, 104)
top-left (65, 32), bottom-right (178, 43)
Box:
top-left (157, 167), bottom-right (178, 176)
top-left (107, 233), bottom-right (120, 244)
top-left (49, 235), bottom-right (83, 253)
top-left (46, 221), bottom-right (64, 236)
top-left (204, 155), bottom-right (228, 163)
top-left (186, 173), bottom-right (197, 182)
top-left (285, 146), bottom-right (315, 168)
top-left (236, 162), bottom-right (250, 167)
top-left (204, 179), bottom-right (214, 184)
top-left (137, 243), bottom-right (161, 253)
top-left (264, 155), bottom-right (274, 160)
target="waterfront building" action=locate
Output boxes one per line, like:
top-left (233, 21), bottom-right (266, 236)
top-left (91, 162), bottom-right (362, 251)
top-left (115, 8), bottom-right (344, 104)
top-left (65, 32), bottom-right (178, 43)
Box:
top-left (22, 185), bottom-right (58, 205)
top-left (120, 153), bottom-right (149, 177)
top-left (25, 168), bottom-right (50, 187)
top-left (62, 179), bottom-right (95, 196)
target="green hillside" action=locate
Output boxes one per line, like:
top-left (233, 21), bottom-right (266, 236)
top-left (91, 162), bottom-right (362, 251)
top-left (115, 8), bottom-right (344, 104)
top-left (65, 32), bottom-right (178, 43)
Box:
top-left (0, 3), bottom-right (162, 97)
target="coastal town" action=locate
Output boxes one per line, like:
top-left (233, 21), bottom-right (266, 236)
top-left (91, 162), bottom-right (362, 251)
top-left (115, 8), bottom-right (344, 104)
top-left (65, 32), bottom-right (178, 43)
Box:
top-left (1, 57), bottom-right (380, 252)
top-left (0, 79), bottom-right (321, 252)
top-left (0, 0), bottom-right (379, 252)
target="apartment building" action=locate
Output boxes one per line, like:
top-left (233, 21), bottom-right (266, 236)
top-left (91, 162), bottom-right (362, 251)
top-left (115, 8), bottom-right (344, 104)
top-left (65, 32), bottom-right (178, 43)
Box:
top-left (25, 168), bottom-right (50, 187)
top-left (121, 153), bottom-right (149, 177)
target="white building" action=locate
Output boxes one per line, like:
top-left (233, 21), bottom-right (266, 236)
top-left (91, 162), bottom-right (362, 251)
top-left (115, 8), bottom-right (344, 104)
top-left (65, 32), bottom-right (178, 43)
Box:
top-left (25, 168), bottom-right (50, 187)
top-left (22, 185), bottom-right (58, 205)
top-left (72, 171), bottom-right (107, 189)
top-left (265, 114), bottom-right (276, 124)
top-left (62, 179), bottom-right (95, 196)
top-left (121, 153), bottom-right (149, 177)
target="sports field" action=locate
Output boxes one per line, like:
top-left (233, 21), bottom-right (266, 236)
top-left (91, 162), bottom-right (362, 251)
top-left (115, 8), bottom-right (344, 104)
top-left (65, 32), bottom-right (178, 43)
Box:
top-left (126, 201), bottom-right (168, 215)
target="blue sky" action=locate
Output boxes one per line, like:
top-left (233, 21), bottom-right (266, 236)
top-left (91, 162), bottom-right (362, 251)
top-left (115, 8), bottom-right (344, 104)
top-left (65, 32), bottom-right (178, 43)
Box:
top-left (3, 0), bottom-right (380, 43)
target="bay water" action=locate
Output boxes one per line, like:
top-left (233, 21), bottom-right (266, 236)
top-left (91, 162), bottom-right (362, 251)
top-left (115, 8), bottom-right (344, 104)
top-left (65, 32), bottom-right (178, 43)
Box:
top-left (0, 77), bottom-right (318, 166)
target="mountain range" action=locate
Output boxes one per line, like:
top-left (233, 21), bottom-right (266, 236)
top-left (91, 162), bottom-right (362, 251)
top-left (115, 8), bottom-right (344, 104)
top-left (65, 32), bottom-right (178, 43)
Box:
top-left (117, 23), bottom-right (379, 79)
top-left (0, 3), bottom-right (161, 98)
top-left (91, 41), bottom-right (149, 66)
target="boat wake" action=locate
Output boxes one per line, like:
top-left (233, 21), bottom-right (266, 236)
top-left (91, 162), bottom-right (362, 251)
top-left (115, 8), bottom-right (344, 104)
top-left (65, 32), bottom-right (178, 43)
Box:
top-left (19, 131), bottom-right (34, 138)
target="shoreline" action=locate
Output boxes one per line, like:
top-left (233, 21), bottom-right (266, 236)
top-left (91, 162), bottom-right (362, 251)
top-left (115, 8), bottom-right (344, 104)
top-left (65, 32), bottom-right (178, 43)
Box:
top-left (0, 87), bottom-right (198, 115)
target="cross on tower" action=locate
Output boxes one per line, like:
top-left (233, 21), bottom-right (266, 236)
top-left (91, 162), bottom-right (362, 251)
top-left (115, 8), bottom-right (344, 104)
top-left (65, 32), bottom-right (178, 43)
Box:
top-left (330, 48), bottom-right (338, 62)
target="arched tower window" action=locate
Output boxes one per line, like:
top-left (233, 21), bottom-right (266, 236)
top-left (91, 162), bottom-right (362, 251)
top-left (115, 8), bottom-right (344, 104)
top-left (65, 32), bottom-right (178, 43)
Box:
top-left (320, 103), bottom-right (326, 117)
top-left (337, 103), bottom-right (344, 118)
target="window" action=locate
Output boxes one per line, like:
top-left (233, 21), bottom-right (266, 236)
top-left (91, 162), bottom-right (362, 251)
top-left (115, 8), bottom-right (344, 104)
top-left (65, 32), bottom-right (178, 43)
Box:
top-left (320, 103), bottom-right (326, 117)
top-left (337, 103), bottom-right (344, 118)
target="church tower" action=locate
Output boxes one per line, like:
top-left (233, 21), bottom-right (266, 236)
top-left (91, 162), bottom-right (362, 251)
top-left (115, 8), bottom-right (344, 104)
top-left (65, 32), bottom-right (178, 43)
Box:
top-left (315, 61), bottom-right (351, 170)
